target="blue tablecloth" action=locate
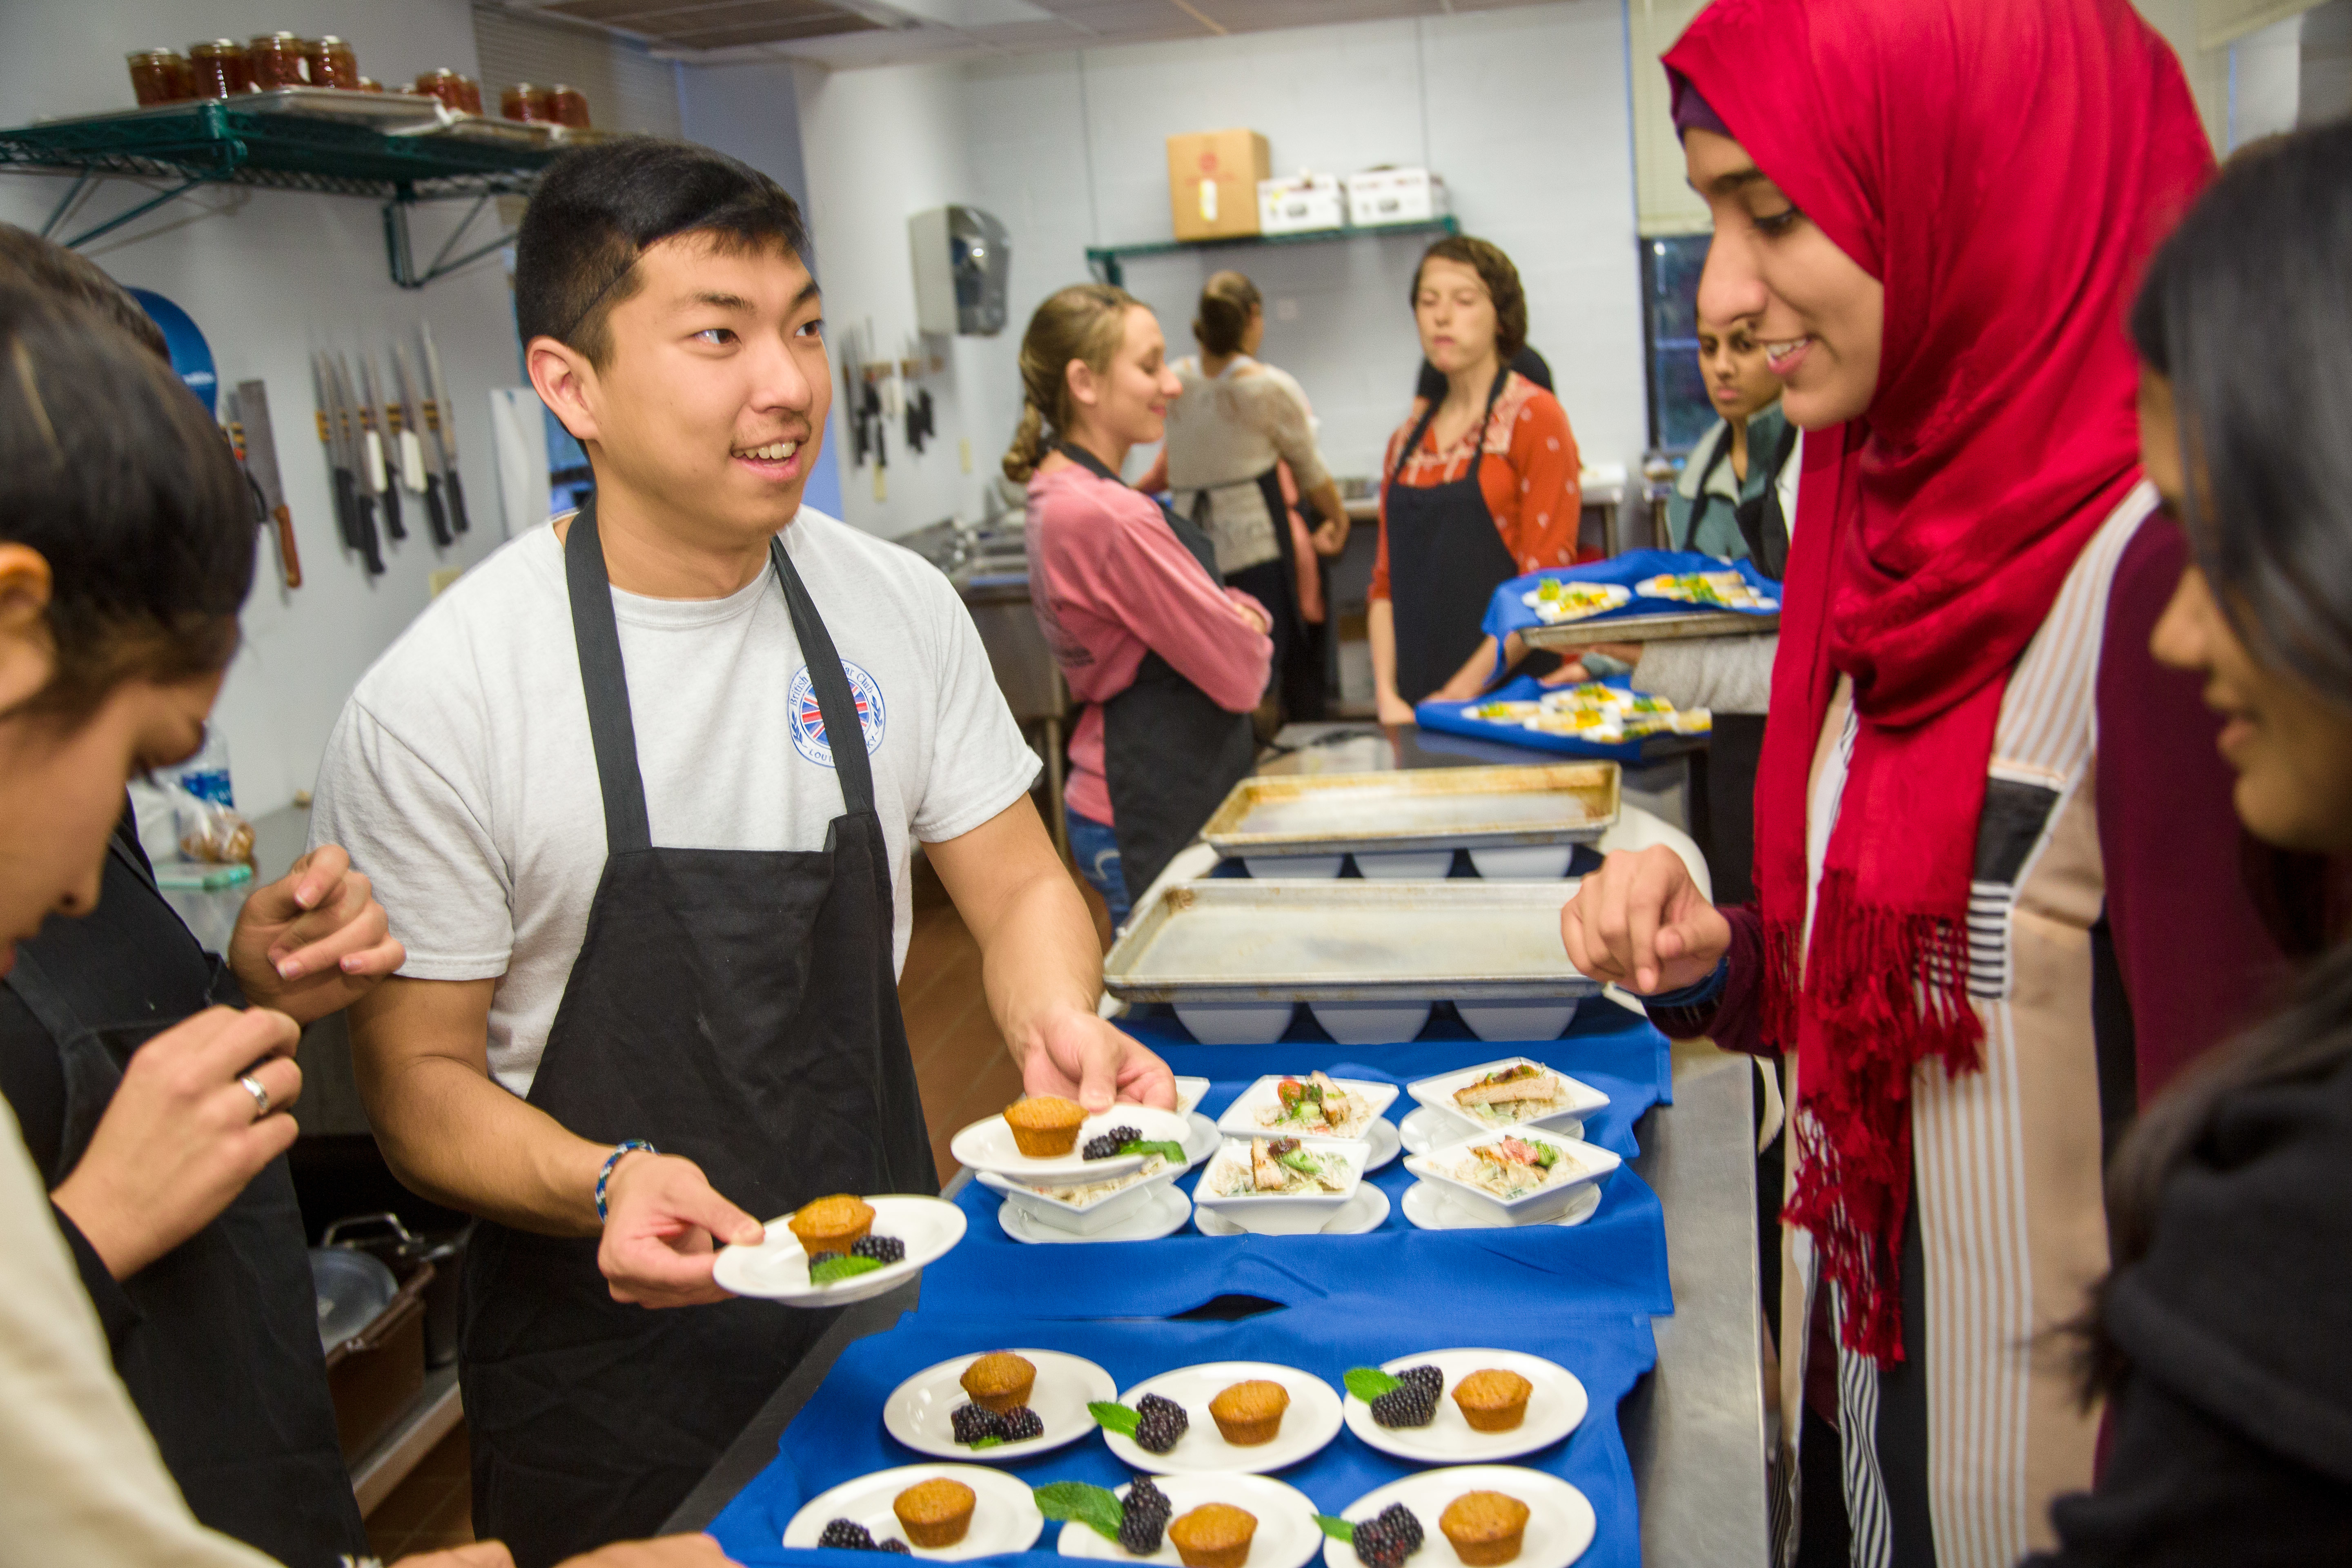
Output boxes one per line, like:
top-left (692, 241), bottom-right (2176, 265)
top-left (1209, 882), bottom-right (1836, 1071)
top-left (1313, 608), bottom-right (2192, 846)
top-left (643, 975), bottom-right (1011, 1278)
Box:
top-left (709, 1302), bottom-right (1658, 1568)
top-left (1480, 549), bottom-right (1780, 665)
top-left (1414, 675), bottom-right (1662, 762)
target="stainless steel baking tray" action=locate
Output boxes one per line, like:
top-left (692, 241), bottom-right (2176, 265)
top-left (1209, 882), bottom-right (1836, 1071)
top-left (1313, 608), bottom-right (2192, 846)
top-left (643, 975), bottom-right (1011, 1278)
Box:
top-left (1101, 879), bottom-right (1599, 1004)
top-left (1198, 763), bottom-right (1619, 858)
top-left (1521, 609), bottom-right (1779, 648)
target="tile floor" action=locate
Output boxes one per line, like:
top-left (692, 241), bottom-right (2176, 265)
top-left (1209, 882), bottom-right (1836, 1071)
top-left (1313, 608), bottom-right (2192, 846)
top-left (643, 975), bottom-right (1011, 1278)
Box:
top-left (363, 1425), bottom-right (473, 1558)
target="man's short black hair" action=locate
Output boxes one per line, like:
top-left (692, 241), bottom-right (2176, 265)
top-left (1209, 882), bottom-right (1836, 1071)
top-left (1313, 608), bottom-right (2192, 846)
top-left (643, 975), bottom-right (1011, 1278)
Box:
top-left (515, 138), bottom-right (812, 368)
top-left (0, 224), bottom-right (169, 362)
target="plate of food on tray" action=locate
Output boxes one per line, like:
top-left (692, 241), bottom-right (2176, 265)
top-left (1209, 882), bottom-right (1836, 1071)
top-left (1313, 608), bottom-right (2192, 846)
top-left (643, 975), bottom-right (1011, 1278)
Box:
top-left (1173, 1077), bottom-right (1223, 1163)
top-left (783, 1463), bottom-right (1044, 1558)
top-left (1401, 1130), bottom-right (1620, 1229)
top-left (979, 1152), bottom-right (1193, 1243)
top-left (885, 1348), bottom-right (1119, 1461)
top-left (1632, 570), bottom-right (1777, 612)
top-left (1045, 1471), bottom-right (1326, 1568)
top-left (950, 1097), bottom-right (1194, 1181)
top-left (1191, 1137), bottom-right (1370, 1236)
top-left (1338, 1350), bottom-right (1588, 1465)
top-left (1405, 1059), bottom-right (1610, 1141)
top-left (1520, 579), bottom-right (1631, 625)
top-left (1094, 1361), bottom-right (1344, 1475)
top-left (1319, 1466), bottom-right (1595, 1568)
top-left (1214, 1074), bottom-right (1401, 1169)
top-left (713, 1193), bottom-right (965, 1305)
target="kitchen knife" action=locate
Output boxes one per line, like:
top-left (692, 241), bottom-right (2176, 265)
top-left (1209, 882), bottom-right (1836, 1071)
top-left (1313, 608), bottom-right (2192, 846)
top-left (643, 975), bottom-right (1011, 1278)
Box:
top-left (311, 354), bottom-right (360, 561)
top-left (359, 351), bottom-right (406, 541)
top-left (391, 343), bottom-right (451, 548)
top-left (347, 352), bottom-right (403, 542)
top-left (325, 356), bottom-right (385, 575)
top-left (418, 324), bottom-right (469, 535)
top-left (232, 379), bottom-right (302, 589)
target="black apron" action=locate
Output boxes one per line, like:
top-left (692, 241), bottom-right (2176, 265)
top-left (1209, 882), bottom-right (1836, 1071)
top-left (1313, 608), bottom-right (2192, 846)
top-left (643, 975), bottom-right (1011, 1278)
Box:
top-left (1065, 443), bottom-right (1257, 907)
top-left (0, 814), bottom-right (365, 1568)
top-left (1383, 368), bottom-right (1522, 704)
top-left (1681, 418), bottom-right (1796, 580)
top-left (462, 499), bottom-right (935, 1568)
top-left (1202, 466), bottom-right (1321, 723)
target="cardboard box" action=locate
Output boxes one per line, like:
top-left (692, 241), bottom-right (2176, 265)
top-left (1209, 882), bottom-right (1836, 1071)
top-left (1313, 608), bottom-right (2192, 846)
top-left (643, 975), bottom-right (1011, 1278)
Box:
top-left (1258, 172), bottom-right (1345, 235)
top-left (1167, 129), bottom-right (1271, 241)
top-left (1346, 167), bottom-right (1448, 227)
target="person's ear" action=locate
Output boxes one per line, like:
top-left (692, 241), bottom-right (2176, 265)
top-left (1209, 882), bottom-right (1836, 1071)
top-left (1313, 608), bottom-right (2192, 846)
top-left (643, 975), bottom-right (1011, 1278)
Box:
top-left (528, 336), bottom-right (603, 445)
top-left (0, 544), bottom-right (56, 714)
top-left (1066, 358), bottom-right (1100, 412)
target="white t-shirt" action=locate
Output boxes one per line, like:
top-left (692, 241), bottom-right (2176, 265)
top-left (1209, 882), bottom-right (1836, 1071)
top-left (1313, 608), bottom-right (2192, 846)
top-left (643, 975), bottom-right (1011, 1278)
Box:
top-left (309, 507), bottom-right (1040, 1096)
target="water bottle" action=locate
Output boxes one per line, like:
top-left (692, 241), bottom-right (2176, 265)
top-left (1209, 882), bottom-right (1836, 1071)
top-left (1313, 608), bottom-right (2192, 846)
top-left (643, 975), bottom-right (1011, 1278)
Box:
top-left (174, 731), bottom-right (234, 810)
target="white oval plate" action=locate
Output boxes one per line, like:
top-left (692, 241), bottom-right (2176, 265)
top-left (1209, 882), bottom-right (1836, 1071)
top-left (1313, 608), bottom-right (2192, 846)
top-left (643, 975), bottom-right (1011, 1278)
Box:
top-left (1401, 1107), bottom-right (1580, 1158)
top-left (1215, 1075), bottom-right (1403, 1145)
top-left (1341, 1349), bottom-right (1587, 1465)
top-left (1400, 1181), bottom-right (1601, 1231)
top-left (1104, 1361), bottom-right (1345, 1475)
top-left (949, 1105), bottom-right (1194, 1181)
top-left (782, 1462), bottom-right (1044, 1558)
top-left (714, 1195), bottom-right (965, 1305)
top-left (1058, 1472), bottom-right (1325, 1568)
top-left (1194, 1183), bottom-right (1390, 1237)
top-left (1320, 1465), bottom-right (1595, 1568)
top-left (883, 1349), bottom-right (1117, 1462)
top-left (997, 1185), bottom-right (1193, 1245)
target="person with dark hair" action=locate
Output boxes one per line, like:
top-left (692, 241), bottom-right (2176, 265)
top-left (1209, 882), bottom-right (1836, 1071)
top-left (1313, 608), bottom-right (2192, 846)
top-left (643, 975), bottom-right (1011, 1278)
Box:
top-left (2022, 116), bottom-right (2352, 1567)
top-left (1556, 4), bottom-right (2300, 1564)
top-left (309, 138), bottom-right (1176, 1564)
top-left (1146, 270), bottom-right (1348, 723)
top-left (0, 221), bottom-right (169, 359)
top-left (1370, 234), bottom-right (1583, 723)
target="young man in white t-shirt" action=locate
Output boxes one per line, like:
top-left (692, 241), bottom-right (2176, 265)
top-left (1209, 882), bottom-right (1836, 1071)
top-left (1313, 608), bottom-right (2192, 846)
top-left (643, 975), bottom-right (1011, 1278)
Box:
top-left (310, 139), bottom-right (1175, 1564)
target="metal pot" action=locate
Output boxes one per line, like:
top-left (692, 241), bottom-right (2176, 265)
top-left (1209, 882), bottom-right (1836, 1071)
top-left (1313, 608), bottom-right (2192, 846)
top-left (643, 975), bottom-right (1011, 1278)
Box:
top-left (321, 1212), bottom-right (473, 1368)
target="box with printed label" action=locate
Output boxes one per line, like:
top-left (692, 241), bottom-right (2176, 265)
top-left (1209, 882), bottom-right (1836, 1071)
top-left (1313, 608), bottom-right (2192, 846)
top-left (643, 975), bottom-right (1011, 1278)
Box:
top-left (1345, 167), bottom-right (1449, 227)
top-left (1256, 172), bottom-right (1346, 235)
top-left (1167, 129), bottom-right (1272, 241)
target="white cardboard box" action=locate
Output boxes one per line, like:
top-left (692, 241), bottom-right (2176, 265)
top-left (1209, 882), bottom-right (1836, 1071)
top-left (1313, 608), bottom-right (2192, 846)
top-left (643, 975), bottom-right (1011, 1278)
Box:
top-left (1346, 167), bottom-right (1448, 227)
top-left (1257, 172), bottom-right (1346, 235)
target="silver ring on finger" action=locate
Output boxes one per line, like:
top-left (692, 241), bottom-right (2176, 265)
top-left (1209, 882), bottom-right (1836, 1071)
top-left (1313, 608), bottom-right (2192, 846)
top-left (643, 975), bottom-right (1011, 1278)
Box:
top-left (238, 1073), bottom-right (272, 1120)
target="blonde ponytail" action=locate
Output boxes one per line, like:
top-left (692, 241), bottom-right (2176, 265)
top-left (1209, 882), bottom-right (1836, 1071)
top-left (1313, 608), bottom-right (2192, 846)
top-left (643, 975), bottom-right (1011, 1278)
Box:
top-left (1003, 282), bottom-right (1140, 483)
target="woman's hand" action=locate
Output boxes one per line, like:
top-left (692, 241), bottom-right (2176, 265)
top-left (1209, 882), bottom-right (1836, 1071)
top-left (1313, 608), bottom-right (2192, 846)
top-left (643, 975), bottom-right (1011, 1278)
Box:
top-left (227, 844), bottom-right (405, 1025)
top-left (1222, 590), bottom-right (1272, 636)
top-left (50, 1005), bottom-right (302, 1279)
top-left (1560, 846), bottom-right (1731, 993)
top-left (1375, 688), bottom-right (1417, 727)
top-left (1310, 517), bottom-right (1349, 557)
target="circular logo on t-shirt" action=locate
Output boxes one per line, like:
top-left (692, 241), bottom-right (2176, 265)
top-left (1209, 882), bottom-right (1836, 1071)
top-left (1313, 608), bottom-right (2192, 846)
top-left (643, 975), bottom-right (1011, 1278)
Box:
top-left (788, 659), bottom-right (887, 768)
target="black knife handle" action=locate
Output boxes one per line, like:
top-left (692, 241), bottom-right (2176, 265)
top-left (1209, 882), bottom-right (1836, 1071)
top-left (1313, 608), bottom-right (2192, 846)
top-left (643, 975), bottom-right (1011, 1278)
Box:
top-left (445, 469), bottom-right (470, 535)
top-left (423, 474), bottom-right (452, 548)
top-left (333, 468), bottom-right (360, 552)
top-left (381, 482), bottom-right (406, 542)
top-left (355, 491), bottom-right (385, 575)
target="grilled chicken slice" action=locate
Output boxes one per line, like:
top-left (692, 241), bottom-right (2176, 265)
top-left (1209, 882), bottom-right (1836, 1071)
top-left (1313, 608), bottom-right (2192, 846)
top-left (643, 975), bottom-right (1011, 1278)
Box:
top-left (1454, 1069), bottom-right (1561, 1108)
top-left (1251, 1138), bottom-right (1286, 1192)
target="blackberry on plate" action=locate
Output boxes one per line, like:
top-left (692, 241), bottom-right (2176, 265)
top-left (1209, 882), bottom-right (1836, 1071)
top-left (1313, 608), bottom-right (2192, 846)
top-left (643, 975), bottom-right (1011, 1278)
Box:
top-left (1396, 1365), bottom-right (1444, 1399)
top-left (997, 1405), bottom-right (1045, 1442)
top-left (950, 1403), bottom-right (1001, 1445)
top-left (1082, 1134), bottom-right (1120, 1160)
top-left (818, 1519), bottom-right (875, 1550)
top-left (1369, 1381), bottom-right (1439, 1428)
top-left (1374, 1503), bottom-right (1424, 1555)
top-left (878, 1541), bottom-right (911, 1555)
top-left (1132, 1392), bottom-right (1189, 1453)
top-left (1350, 1515), bottom-right (1401, 1568)
top-left (1105, 1125), bottom-right (1140, 1146)
top-left (1119, 1475), bottom-right (1172, 1555)
top-left (850, 1234), bottom-right (906, 1265)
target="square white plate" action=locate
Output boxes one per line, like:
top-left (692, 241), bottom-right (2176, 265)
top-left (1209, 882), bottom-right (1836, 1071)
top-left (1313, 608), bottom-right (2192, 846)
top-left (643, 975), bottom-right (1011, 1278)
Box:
top-left (996, 1185), bottom-right (1194, 1244)
top-left (713, 1195), bottom-right (964, 1305)
top-left (1320, 1466), bottom-right (1595, 1568)
top-left (1193, 1139), bottom-right (1369, 1235)
top-left (1403, 1130), bottom-right (1620, 1227)
top-left (974, 1157), bottom-right (1187, 1235)
top-left (949, 1104), bottom-right (1193, 1181)
top-left (1340, 1349), bottom-right (1588, 1464)
top-left (1173, 1077), bottom-right (1213, 1116)
top-left (783, 1463), bottom-right (1043, 1558)
top-left (883, 1349), bottom-right (1117, 1461)
top-left (1216, 1075), bottom-right (1401, 1143)
top-left (1058, 1473), bottom-right (1324, 1568)
top-left (1102, 1360), bottom-right (1344, 1474)
top-left (1405, 1058), bottom-right (1610, 1138)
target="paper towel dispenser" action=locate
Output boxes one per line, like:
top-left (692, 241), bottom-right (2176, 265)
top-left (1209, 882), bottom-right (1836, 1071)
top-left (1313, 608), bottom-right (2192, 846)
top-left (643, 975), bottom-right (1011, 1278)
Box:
top-left (910, 205), bottom-right (1011, 337)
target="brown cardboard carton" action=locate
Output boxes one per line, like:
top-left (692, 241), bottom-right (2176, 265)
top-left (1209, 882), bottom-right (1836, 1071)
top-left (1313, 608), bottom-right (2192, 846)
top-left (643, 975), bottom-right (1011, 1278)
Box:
top-left (1167, 129), bottom-right (1271, 241)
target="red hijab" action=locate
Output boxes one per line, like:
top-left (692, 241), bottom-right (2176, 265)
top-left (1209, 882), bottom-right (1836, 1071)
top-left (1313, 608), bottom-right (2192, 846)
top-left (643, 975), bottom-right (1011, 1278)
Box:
top-left (1665, 0), bottom-right (2211, 1361)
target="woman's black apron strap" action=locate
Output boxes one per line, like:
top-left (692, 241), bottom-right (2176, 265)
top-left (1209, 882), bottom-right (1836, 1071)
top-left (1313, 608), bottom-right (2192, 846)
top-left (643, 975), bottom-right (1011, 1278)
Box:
top-left (1731, 419), bottom-right (1799, 581)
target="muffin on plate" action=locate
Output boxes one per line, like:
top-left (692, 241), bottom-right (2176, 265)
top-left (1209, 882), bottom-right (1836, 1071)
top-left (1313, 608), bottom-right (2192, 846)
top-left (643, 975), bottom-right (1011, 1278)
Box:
top-left (1451, 1368), bottom-right (1533, 1432)
top-left (1004, 1095), bottom-right (1087, 1158)
top-left (893, 1477), bottom-right (976, 1548)
top-left (1439, 1491), bottom-right (1530, 1566)
top-left (1207, 1379), bottom-right (1290, 1446)
top-left (1169, 1503), bottom-right (1258, 1568)
top-left (786, 1193), bottom-right (873, 1255)
top-left (960, 1350), bottom-right (1038, 1414)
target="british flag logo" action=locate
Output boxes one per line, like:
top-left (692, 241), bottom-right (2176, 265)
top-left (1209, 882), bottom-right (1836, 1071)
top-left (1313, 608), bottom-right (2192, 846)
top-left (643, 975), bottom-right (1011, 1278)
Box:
top-left (787, 659), bottom-right (887, 768)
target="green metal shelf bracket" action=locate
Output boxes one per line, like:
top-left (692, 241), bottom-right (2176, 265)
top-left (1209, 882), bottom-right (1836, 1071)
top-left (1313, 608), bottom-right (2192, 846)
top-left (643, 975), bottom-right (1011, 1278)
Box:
top-left (384, 190), bottom-right (517, 291)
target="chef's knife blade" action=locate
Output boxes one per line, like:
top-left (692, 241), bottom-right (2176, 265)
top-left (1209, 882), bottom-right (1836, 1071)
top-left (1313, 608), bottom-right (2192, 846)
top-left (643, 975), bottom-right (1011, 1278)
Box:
top-left (233, 379), bottom-right (301, 589)
top-left (357, 352), bottom-right (405, 541)
top-left (326, 356), bottom-right (385, 575)
top-left (391, 343), bottom-right (451, 548)
top-left (418, 324), bottom-right (469, 535)
top-left (311, 354), bottom-right (361, 561)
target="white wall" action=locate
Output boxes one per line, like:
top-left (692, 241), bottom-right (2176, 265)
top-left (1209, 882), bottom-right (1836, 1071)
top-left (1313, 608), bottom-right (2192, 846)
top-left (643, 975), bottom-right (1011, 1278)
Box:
top-left (0, 0), bottom-right (528, 816)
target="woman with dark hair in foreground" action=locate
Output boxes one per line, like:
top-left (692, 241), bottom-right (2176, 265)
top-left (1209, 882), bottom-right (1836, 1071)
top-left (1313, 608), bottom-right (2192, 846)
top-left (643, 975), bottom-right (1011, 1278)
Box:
top-left (2025, 119), bottom-right (2352, 1566)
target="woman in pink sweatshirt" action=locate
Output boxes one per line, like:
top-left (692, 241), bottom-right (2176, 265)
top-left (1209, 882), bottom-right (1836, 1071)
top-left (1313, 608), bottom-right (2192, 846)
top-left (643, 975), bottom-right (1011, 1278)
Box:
top-left (1009, 283), bottom-right (1273, 924)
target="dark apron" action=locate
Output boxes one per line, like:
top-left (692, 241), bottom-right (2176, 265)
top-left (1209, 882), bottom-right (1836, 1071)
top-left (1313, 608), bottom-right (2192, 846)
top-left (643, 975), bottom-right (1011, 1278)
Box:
top-left (1065, 443), bottom-right (1257, 907)
top-left (1682, 418), bottom-right (1796, 580)
top-left (462, 498), bottom-right (935, 1568)
top-left (1383, 368), bottom-right (1521, 704)
top-left (1203, 466), bottom-right (1321, 722)
top-left (0, 819), bottom-right (365, 1568)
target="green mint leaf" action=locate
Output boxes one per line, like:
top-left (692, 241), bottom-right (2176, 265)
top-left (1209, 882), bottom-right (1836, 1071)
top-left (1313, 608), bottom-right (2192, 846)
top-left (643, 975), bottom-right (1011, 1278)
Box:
top-left (1033, 1480), bottom-right (1127, 1544)
top-left (1120, 1139), bottom-right (1187, 1164)
top-left (807, 1254), bottom-right (883, 1284)
top-left (967, 1435), bottom-right (1004, 1451)
top-left (1344, 1367), bottom-right (1403, 1402)
top-left (1313, 1516), bottom-right (1356, 1544)
top-left (1087, 1399), bottom-right (1141, 1437)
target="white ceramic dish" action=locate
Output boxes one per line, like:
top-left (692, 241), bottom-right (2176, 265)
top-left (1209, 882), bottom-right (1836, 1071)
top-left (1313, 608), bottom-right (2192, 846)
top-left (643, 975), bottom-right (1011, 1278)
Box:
top-left (1192, 1138), bottom-right (1369, 1235)
top-left (1102, 1360), bottom-right (1345, 1475)
top-left (997, 1185), bottom-right (1194, 1244)
top-left (1058, 1473), bottom-right (1324, 1568)
top-left (1194, 1183), bottom-right (1390, 1236)
top-left (974, 1156), bottom-right (1187, 1236)
top-left (949, 1104), bottom-right (1193, 1181)
top-left (1401, 1105), bottom-right (1581, 1157)
top-left (1309, 1000), bottom-right (1432, 1046)
top-left (1401, 1180), bottom-right (1601, 1231)
top-left (1403, 1129), bottom-right (1621, 1227)
top-left (1360, 1116), bottom-right (1402, 1170)
top-left (1340, 1349), bottom-right (1588, 1464)
top-left (1244, 854), bottom-right (1347, 879)
top-left (883, 1349), bottom-right (1118, 1461)
top-left (1215, 1074), bottom-right (1402, 1145)
top-left (1452, 999), bottom-right (1582, 1042)
top-left (1405, 1057), bottom-right (1611, 1138)
top-left (1351, 849), bottom-right (1454, 879)
top-left (714, 1195), bottom-right (965, 1305)
top-left (1466, 844), bottom-right (1576, 880)
top-left (1173, 1077), bottom-right (1213, 1116)
top-left (1183, 1111), bottom-right (1224, 1165)
top-left (1319, 1465), bottom-right (1595, 1568)
top-left (1177, 1000), bottom-right (1300, 1046)
top-left (782, 1463), bottom-right (1043, 1558)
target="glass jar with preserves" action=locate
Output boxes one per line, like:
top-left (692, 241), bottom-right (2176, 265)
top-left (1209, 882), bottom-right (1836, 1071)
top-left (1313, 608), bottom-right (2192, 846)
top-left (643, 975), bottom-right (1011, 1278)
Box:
top-left (355, 76), bottom-right (383, 92)
top-left (127, 49), bottom-right (188, 106)
top-left (187, 40), bottom-right (249, 99)
top-left (501, 83), bottom-right (549, 122)
top-left (548, 85), bottom-right (591, 128)
top-left (245, 33), bottom-right (305, 91)
top-left (413, 68), bottom-right (464, 111)
top-left (303, 35), bottom-right (359, 90)
top-left (457, 75), bottom-right (484, 115)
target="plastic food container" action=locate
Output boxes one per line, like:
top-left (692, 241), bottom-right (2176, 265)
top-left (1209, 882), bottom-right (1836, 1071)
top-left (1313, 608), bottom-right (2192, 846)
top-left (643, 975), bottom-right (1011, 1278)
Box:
top-left (187, 40), bottom-right (248, 99)
top-left (126, 49), bottom-right (191, 106)
top-left (1402, 1128), bottom-right (1619, 1227)
top-left (1191, 1138), bottom-right (1366, 1235)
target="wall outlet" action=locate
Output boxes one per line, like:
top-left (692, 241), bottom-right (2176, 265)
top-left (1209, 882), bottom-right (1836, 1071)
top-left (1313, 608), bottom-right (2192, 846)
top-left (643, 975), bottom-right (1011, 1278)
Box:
top-left (959, 437), bottom-right (972, 474)
top-left (429, 567), bottom-right (465, 598)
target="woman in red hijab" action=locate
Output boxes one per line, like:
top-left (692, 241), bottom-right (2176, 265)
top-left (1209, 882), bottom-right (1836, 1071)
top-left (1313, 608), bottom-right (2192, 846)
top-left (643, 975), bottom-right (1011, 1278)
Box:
top-left (1559, 2), bottom-right (2298, 1563)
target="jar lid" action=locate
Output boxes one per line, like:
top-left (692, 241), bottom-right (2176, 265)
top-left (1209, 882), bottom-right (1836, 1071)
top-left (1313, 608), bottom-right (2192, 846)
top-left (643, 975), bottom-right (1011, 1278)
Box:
top-left (316, 34), bottom-right (346, 44)
top-left (129, 47), bottom-right (180, 59)
top-left (251, 31), bottom-right (299, 42)
top-left (198, 38), bottom-right (239, 48)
